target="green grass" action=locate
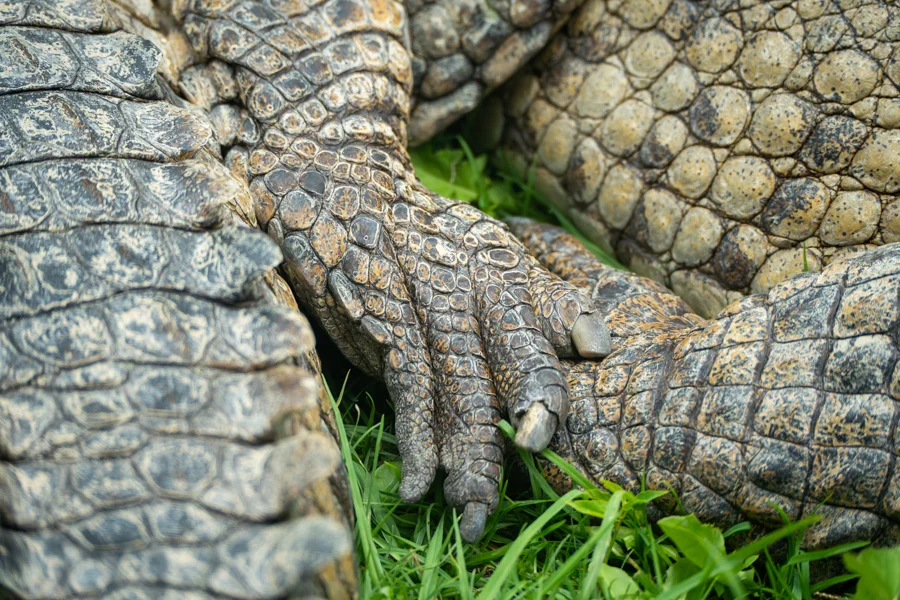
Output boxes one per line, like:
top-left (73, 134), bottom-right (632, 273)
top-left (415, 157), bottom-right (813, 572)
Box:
top-left (328, 375), bottom-right (897, 599)
top-left (320, 135), bottom-right (900, 599)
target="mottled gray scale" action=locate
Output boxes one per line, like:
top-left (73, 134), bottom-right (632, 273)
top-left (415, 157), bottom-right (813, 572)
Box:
top-left (513, 219), bottom-right (900, 550)
top-left (0, 7), bottom-right (356, 598)
top-left (0, 28), bottom-right (164, 98)
top-left (0, 516), bottom-right (351, 599)
top-left (0, 225), bottom-right (280, 318)
top-left (0, 293), bottom-right (315, 387)
top-left (0, 365), bottom-right (320, 461)
top-left (0, 91), bottom-right (213, 166)
top-left (0, 159), bottom-right (238, 235)
top-left (0, 0), bottom-right (114, 33)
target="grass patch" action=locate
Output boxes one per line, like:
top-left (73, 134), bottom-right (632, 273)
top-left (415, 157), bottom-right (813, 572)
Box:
top-left (329, 376), bottom-right (897, 599)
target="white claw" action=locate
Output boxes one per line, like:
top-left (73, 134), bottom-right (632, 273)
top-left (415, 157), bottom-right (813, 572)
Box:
top-left (571, 312), bottom-right (611, 358)
top-left (515, 403), bottom-right (556, 453)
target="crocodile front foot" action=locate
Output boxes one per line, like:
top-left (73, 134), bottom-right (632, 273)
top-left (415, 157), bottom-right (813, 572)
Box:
top-left (174, 0), bottom-right (610, 542)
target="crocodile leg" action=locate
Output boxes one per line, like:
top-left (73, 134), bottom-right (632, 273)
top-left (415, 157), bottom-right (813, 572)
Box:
top-left (0, 0), bottom-right (356, 597)
top-left (172, 0), bottom-right (611, 541)
top-left (406, 0), bottom-right (585, 145)
top-left (510, 217), bottom-right (900, 550)
top-left (496, 0), bottom-right (900, 317)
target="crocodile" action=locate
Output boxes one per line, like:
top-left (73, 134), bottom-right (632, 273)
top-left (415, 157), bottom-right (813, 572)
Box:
top-left (0, 1), bottom-right (356, 597)
top-left (488, 0), bottom-right (900, 317)
top-left (512, 217), bottom-right (900, 551)
top-left (2, 0), bottom-right (899, 596)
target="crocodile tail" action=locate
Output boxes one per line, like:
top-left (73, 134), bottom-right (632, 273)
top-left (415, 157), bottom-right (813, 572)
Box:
top-left (515, 219), bottom-right (900, 550)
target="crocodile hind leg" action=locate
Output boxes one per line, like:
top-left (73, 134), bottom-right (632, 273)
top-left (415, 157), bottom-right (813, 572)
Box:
top-left (510, 218), bottom-right (900, 550)
top-left (172, 0), bottom-right (589, 145)
top-left (496, 0), bottom-right (900, 318)
top-left (0, 1), bottom-right (356, 597)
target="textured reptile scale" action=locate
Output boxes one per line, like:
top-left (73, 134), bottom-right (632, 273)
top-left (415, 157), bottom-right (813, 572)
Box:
top-left (0, 1), bottom-right (356, 597)
top-left (512, 219), bottom-right (900, 550)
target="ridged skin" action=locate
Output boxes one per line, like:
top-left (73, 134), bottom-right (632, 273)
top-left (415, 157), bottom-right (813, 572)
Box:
top-left (0, 1), bottom-right (356, 597)
top-left (511, 218), bottom-right (900, 550)
top-left (405, 0), bottom-right (584, 145)
top-left (173, 0), bottom-right (607, 541)
top-left (496, 0), bottom-right (900, 317)
top-left (4, 1), bottom-right (898, 592)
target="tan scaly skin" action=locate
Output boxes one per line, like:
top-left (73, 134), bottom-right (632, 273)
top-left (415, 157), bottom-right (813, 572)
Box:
top-left (171, 0), bottom-right (611, 542)
top-left (512, 218), bottom-right (900, 550)
top-left (492, 0), bottom-right (900, 318)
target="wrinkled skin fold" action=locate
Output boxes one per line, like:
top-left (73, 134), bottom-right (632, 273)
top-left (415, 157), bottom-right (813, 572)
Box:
top-left (0, 1), bottom-right (356, 597)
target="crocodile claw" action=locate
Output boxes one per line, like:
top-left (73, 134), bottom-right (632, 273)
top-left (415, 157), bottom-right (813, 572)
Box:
top-left (460, 502), bottom-right (490, 544)
top-left (572, 312), bottom-right (612, 358)
top-left (514, 403), bottom-right (558, 453)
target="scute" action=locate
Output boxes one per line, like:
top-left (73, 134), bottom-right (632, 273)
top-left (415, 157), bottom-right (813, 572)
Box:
top-left (0, 6), bottom-right (356, 599)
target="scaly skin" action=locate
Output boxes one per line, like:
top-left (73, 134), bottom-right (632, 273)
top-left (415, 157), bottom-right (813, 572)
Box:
top-left (172, 0), bottom-right (611, 541)
top-left (495, 0), bottom-right (900, 317)
top-left (511, 218), bottom-right (900, 549)
top-left (0, 1), bottom-right (356, 597)
top-left (406, 0), bottom-right (585, 145)
top-left (6, 0), bottom-right (895, 577)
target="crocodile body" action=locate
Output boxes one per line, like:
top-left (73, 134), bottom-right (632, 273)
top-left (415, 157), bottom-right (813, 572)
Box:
top-left (0, 1), bottom-right (356, 597)
top-left (493, 0), bottom-right (900, 317)
top-left (512, 218), bottom-right (900, 550)
top-left (2, 0), bottom-right (900, 596)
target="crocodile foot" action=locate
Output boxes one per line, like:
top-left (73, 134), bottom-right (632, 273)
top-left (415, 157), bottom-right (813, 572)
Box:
top-left (174, 0), bottom-right (610, 541)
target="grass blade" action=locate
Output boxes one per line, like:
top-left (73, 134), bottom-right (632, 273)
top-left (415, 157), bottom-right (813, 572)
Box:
top-left (786, 540), bottom-right (870, 566)
top-left (418, 516), bottom-right (445, 600)
top-left (580, 491), bottom-right (623, 600)
top-left (479, 489), bottom-right (583, 598)
top-left (325, 374), bottom-right (385, 580)
top-left (452, 513), bottom-right (473, 600)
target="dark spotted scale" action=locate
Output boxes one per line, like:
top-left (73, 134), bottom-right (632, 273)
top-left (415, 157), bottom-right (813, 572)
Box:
top-left (511, 218), bottom-right (900, 550)
top-left (0, 1), bottom-right (356, 598)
